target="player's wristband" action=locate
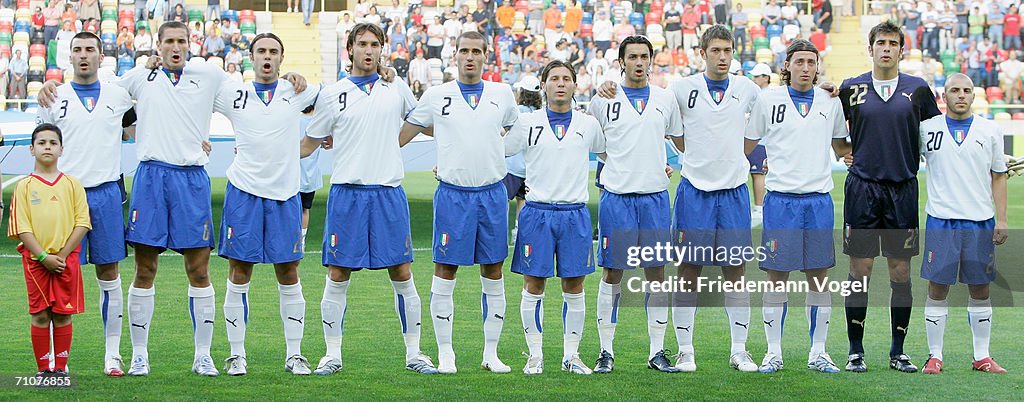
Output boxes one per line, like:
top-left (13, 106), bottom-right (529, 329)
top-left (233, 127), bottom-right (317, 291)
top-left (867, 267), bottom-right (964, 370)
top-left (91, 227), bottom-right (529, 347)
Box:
top-left (36, 252), bottom-right (47, 262)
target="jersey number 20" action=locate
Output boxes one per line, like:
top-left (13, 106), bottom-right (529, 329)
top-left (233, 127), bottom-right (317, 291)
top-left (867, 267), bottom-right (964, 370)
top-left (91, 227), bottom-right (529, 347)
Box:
top-left (926, 131), bottom-right (943, 151)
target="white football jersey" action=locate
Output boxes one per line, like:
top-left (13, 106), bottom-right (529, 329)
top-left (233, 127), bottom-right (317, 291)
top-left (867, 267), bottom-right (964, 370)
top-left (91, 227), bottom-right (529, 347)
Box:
top-left (745, 87), bottom-right (849, 194)
top-left (214, 80), bottom-right (319, 201)
top-left (920, 114), bottom-right (1007, 221)
top-left (36, 83), bottom-right (134, 188)
top-left (405, 80), bottom-right (519, 187)
top-left (504, 109), bottom-right (606, 204)
top-left (116, 62), bottom-right (229, 166)
top-left (670, 74), bottom-right (761, 191)
top-left (307, 77), bottom-right (417, 187)
top-left (587, 83), bottom-right (682, 194)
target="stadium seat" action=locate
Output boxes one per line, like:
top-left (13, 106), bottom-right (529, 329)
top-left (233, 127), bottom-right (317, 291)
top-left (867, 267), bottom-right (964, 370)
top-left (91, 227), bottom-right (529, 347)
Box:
top-left (582, 12), bottom-right (592, 24)
top-left (747, 12), bottom-right (762, 28)
top-left (515, 0), bottom-right (529, 14)
top-left (208, 56), bottom-right (224, 70)
top-left (755, 48), bottom-right (772, 63)
top-left (101, 0), bottom-right (117, 7)
top-left (422, 0), bottom-right (437, 6)
top-left (13, 21), bottom-right (28, 34)
top-left (766, 24), bottom-right (782, 39)
top-left (1012, 112), bottom-right (1024, 120)
top-left (242, 70), bottom-right (255, 82)
top-left (645, 11), bottom-right (661, 24)
top-left (749, 24), bottom-right (765, 39)
top-left (972, 98), bottom-right (989, 114)
top-left (646, 24), bottom-right (663, 36)
top-left (989, 99), bottom-right (1006, 114)
top-left (907, 49), bottom-right (921, 62)
top-left (45, 67), bottom-right (62, 82)
top-left (28, 43), bottom-right (43, 57)
top-left (742, 60), bottom-right (756, 73)
top-left (995, 112), bottom-right (1011, 120)
top-left (101, 20), bottom-right (116, 33)
top-left (119, 17), bottom-right (135, 32)
top-left (752, 36), bottom-right (769, 51)
top-left (0, 32), bottom-right (11, 45)
top-left (986, 86), bottom-right (1004, 101)
top-left (579, 23), bottom-right (591, 36)
top-left (0, 8), bottom-right (14, 23)
top-left (0, 21), bottom-right (14, 33)
top-left (13, 0), bottom-right (26, 10)
top-left (119, 8), bottom-right (135, 20)
top-left (27, 81), bottom-right (41, 93)
top-left (188, 9), bottom-right (205, 23)
top-left (629, 12), bottom-right (644, 26)
top-left (933, 74), bottom-right (945, 87)
top-left (15, 8), bottom-right (31, 21)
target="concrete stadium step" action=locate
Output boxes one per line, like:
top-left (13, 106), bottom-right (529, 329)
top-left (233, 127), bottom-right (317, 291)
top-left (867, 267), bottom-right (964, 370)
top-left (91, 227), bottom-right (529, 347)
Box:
top-left (271, 12), bottom-right (322, 84)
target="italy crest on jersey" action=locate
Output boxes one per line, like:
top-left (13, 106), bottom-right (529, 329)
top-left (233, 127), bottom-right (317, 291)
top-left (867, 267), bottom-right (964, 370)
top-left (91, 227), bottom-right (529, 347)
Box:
top-left (632, 98), bottom-right (646, 113)
top-left (257, 89), bottom-right (273, 104)
top-left (440, 232), bottom-right (450, 246)
top-left (711, 90), bottom-right (724, 104)
top-left (554, 124), bottom-right (567, 140)
top-left (82, 96), bottom-right (96, 112)
top-left (523, 244), bottom-right (532, 257)
top-left (797, 102), bottom-right (810, 117)
top-left (464, 93), bottom-right (479, 109)
top-left (952, 129), bottom-right (967, 146)
top-left (359, 82), bottom-right (374, 94)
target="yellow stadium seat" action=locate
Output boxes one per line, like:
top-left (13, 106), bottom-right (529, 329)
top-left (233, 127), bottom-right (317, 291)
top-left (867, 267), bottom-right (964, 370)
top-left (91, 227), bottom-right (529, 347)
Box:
top-left (27, 81), bottom-right (42, 94)
top-left (756, 48), bottom-right (773, 63)
top-left (242, 70), bottom-right (255, 82)
top-left (908, 49), bottom-right (921, 62)
top-left (13, 31), bottom-right (29, 43)
top-left (207, 56), bottom-right (224, 70)
top-left (995, 112), bottom-right (1011, 120)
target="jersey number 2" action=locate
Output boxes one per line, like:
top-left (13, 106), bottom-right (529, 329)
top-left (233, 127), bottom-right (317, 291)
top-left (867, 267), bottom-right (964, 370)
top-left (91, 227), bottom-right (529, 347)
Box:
top-left (441, 97), bottom-right (452, 116)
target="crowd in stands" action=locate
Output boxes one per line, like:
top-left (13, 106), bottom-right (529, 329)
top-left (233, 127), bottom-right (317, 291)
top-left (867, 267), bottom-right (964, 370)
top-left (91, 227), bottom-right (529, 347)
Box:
top-left (337, 0), bottom-right (835, 100)
top-left (883, 0), bottom-right (1024, 113)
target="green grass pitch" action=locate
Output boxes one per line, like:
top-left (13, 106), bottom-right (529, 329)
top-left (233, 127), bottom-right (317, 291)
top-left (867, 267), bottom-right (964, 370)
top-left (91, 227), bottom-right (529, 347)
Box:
top-left (0, 171), bottom-right (1021, 399)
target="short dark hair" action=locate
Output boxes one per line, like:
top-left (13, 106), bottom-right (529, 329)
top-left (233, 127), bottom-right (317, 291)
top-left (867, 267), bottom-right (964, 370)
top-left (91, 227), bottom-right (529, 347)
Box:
top-left (158, 21), bottom-right (189, 41)
top-left (456, 30), bottom-right (490, 52)
top-left (69, 31), bottom-right (102, 52)
top-left (700, 24), bottom-right (734, 50)
top-left (781, 39), bottom-right (820, 85)
top-left (541, 60), bottom-right (577, 83)
top-left (517, 88), bottom-right (542, 109)
top-left (868, 20), bottom-right (905, 49)
top-left (32, 123), bottom-right (63, 145)
top-left (618, 35), bottom-right (653, 60)
top-left (251, 32), bottom-right (285, 54)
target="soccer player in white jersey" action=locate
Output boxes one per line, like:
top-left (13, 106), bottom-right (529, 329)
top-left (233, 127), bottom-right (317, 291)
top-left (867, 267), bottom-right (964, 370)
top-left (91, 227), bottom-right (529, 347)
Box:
top-left (744, 39), bottom-right (852, 374)
top-left (506, 60), bottom-right (605, 375)
top-left (302, 22), bottom-right (438, 375)
top-left (399, 30), bottom-right (520, 374)
top-left (37, 21), bottom-right (306, 377)
top-left (36, 31), bottom-right (135, 377)
top-left (667, 25), bottom-right (761, 373)
top-left (588, 35), bottom-right (684, 374)
top-left (212, 33), bottom-right (319, 376)
top-left (917, 74), bottom-right (1008, 374)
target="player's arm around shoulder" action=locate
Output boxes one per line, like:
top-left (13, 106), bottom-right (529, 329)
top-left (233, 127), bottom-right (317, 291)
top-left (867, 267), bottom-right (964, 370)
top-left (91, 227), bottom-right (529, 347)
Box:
top-left (504, 110), bottom-right (530, 156)
top-left (400, 85), bottom-right (437, 146)
top-left (300, 82), bottom-right (342, 157)
top-left (826, 91), bottom-right (852, 157)
top-left (744, 90), bottom-right (770, 156)
top-left (583, 113), bottom-right (607, 154)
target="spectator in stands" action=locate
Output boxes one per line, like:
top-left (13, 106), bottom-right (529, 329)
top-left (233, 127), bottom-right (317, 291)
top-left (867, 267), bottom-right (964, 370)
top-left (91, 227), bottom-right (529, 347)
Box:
top-left (954, 0), bottom-right (968, 38)
top-left (43, 0), bottom-right (61, 45)
top-left (55, 20), bottom-right (75, 70)
top-left (427, 16), bottom-right (445, 59)
top-left (408, 48), bottom-right (431, 87)
top-left (569, 42), bottom-right (585, 69)
top-left (565, 0), bottom-right (582, 34)
top-left (922, 2), bottom-right (939, 57)
top-left (781, 0), bottom-right (799, 26)
top-left (207, 0), bottom-right (221, 22)
top-left (472, 1), bottom-right (490, 35)
top-left (988, 3), bottom-right (1005, 48)
top-left (593, 10), bottom-right (612, 51)
top-left (354, 0), bottom-right (370, 19)
top-left (682, 3), bottom-right (700, 50)
top-left (78, 0), bottom-right (100, 24)
top-left (31, 7), bottom-right (44, 38)
top-left (587, 48), bottom-right (609, 78)
top-left (921, 55), bottom-right (938, 86)
top-left (230, 32), bottom-right (249, 54)
top-left (903, 5), bottom-right (921, 50)
top-left (135, 0), bottom-right (146, 22)
top-left (732, 3), bottom-right (748, 53)
top-left (613, 17), bottom-right (635, 42)
top-left (665, 1), bottom-right (683, 50)
top-left (811, 0), bottom-right (824, 23)
top-left (0, 56), bottom-right (8, 104)
top-left (224, 45), bottom-right (242, 68)
top-left (408, 6), bottom-right (423, 26)
top-left (203, 27), bottom-right (225, 58)
top-left (61, 3), bottom-right (77, 25)
top-left (117, 26), bottom-right (135, 59)
top-left (411, 80), bottom-right (424, 99)
top-left (496, 0), bottom-right (515, 34)
top-left (939, 4), bottom-right (956, 51)
top-left (135, 27), bottom-right (154, 57)
top-left (809, 25), bottom-right (827, 53)
top-left (544, 3), bottom-right (561, 34)
top-left (443, 10), bottom-right (461, 39)
top-left (190, 21), bottom-right (205, 55)
top-left (146, 0), bottom-right (167, 29)
top-left (482, 63), bottom-right (502, 82)
top-left (363, 5), bottom-right (382, 27)
top-left (762, 0), bottom-right (781, 26)
top-left (968, 5), bottom-right (985, 45)
top-left (83, 18), bottom-right (100, 33)
top-left (750, 63), bottom-right (771, 88)
top-left (547, 24), bottom-right (571, 50)
top-left (302, 0), bottom-right (314, 25)
top-left (654, 45), bottom-right (673, 73)
top-left (605, 40), bottom-right (619, 64)
top-left (1005, 5), bottom-right (1021, 51)
top-left (169, 3), bottom-right (186, 23)
top-left (712, 0), bottom-right (729, 25)
top-left (965, 40), bottom-right (981, 84)
top-left (7, 49), bottom-right (26, 106)
top-left (225, 62), bottom-right (242, 82)
top-left (1001, 49), bottom-right (1022, 101)
top-left (501, 63), bottom-right (518, 84)
top-left (527, 2), bottom-right (544, 35)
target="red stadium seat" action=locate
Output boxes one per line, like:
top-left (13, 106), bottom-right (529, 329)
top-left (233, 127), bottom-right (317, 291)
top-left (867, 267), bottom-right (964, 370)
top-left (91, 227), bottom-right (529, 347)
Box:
top-left (45, 68), bottom-right (62, 82)
top-left (0, 44), bottom-right (11, 59)
top-left (749, 25), bottom-right (766, 39)
top-left (1013, 112), bottom-right (1024, 120)
top-left (422, 0), bottom-right (437, 6)
top-left (119, 17), bottom-right (135, 32)
top-left (0, 21), bottom-right (12, 33)
top-left (29, 43), bottom-right (45, 57)
top-left (986, 86), bottom-right (1003, 101)
top-left (16, 0), bottom-right (29, 9)
top-left (119, 9), bottom-right (135, 20)
top-left (238, 9), bottom-right (256, 23)
top-left (515, 0), bottom-right (529, 13)
top-left (580, 24), bottom-right (592, 36)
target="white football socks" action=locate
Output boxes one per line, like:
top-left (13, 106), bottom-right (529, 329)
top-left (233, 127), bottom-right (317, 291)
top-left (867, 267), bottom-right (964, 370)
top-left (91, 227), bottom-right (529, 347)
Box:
top-left (646, 291), bottom-right (669, 359)
top-left (762, 291), bottom-right (787, 357)
top-left (430, 276), bottom-right (456, 359)
top-left (521, 290), bottom-right (544, 358)
top-left (321, 276), bottom-right (349, 359)
top-left (480, 277), bottom-right (506, 362)
top-left (127, 284), bottom-right (154, 359)
top-left (968, 297), bottom-right (993, 361)
top-left (806, 290), bottom-right (832, 359)
top-left (562, 291), bottom-right (586, 361)
top-left (673, 290), bottom-right (697, 355)
top-left (391, 277), bottom-right (423, 361)
top-left (279, 282), bottom-right (306, 358)
top-left (596, 280), bottom-right (619, 356)
top-left (924, 297), bottom-right (948, 361)
top-left (97, 276), bottom-right (123, 360)
top-left (188, 285), bottom-right (216, 359)
top-left (725, 290), bottom-right (750, 355)
top-left (223, 280), bottom-right (250, 357)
